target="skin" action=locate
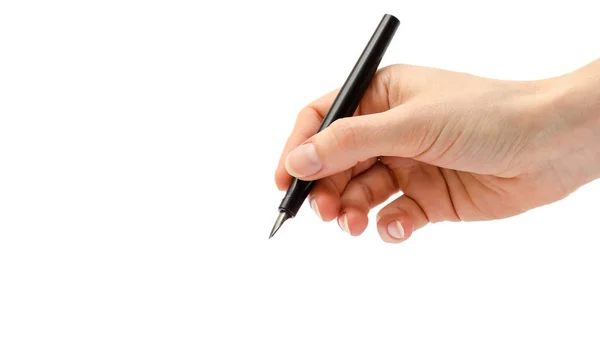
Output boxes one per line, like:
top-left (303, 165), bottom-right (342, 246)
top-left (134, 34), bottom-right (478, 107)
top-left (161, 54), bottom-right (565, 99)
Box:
top-left (274, 59), bottom-right (600, 243)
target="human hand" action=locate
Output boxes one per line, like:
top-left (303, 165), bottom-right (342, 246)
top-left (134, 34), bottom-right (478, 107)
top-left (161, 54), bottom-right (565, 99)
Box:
top-left (274, 61), bottom-right (600, 243)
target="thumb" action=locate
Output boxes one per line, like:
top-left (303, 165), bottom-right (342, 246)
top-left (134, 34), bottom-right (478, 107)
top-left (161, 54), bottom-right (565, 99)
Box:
top-left (284, 111), bottom-right (403, 180)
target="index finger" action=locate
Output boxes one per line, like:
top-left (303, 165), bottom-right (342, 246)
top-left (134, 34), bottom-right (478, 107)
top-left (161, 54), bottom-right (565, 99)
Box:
top-left (274, 88), bottom-right (347, 191)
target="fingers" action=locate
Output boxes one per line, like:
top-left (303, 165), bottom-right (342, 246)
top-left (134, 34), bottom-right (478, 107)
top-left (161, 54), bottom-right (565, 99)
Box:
top-left (376, 194), bottom-right (429, 243)
top-left (386, 162), bottom-right (461, 224)
top-left (308, 158), bottom-right (378, 222)
top-left (307, 158), bottom-right (463, 243)
top-left (374, 162), bottom-right (462, 243)
top-left (336, 162), bottom-right (400, 236)
top-left (308, 181), bottom-right (340, 222)
top-left (274, 89), bottom-right (342, 191)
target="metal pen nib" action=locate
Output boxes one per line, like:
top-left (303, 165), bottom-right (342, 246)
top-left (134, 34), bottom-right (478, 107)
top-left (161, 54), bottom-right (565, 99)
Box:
top-left (269, 212), bottom-right (290, 239)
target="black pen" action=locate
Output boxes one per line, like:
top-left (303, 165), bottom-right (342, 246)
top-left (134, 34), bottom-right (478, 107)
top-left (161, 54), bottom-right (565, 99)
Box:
top-left (269, 14), bottom-right (400, 239)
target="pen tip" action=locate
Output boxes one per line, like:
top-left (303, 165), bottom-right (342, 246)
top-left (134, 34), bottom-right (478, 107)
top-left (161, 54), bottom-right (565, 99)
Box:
top-left (269, 212), bottom-right (290, 239)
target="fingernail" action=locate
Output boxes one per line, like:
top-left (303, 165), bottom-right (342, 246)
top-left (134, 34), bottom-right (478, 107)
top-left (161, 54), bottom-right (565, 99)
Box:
top-left (309, 197), bottom-right (321, 219)
top-left (285, 143), bottom-right (321, 177)
top-left (387, 220), bottom-right (405, 239)
top-left (338, 213), bottom-right (350, 234)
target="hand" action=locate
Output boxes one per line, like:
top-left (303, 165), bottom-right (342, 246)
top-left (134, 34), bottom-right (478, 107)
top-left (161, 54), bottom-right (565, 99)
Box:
top-left (274, 61), bottom-right (600, 243)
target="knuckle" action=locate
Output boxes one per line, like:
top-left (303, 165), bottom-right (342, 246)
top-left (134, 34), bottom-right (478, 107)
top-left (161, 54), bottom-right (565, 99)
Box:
top-left (328, 119), bottom-right (357, 150)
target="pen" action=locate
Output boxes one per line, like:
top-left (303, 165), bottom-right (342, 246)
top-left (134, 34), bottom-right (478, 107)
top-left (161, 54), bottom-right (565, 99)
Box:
top-left (269, 13), bottom-right (400, 239)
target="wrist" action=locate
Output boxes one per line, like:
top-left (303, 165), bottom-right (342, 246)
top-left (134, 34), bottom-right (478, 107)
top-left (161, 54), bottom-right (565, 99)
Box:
top-left (552, 60), bottom-right (600, 124)
top-left (538, 60), bottom-right (600, 186)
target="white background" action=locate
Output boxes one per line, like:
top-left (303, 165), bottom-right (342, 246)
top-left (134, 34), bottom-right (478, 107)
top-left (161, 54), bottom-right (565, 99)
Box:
top-left (1, 0), bottom-right (600, 336)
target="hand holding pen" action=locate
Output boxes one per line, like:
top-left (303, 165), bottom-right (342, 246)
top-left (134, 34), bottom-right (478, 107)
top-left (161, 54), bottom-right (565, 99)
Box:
top-left (272, 15), bottom-right (600, 242)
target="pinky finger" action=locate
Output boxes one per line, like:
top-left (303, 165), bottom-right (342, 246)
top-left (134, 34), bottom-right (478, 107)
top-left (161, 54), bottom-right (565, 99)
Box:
top-left (376, 194), bottom-right (429, 244)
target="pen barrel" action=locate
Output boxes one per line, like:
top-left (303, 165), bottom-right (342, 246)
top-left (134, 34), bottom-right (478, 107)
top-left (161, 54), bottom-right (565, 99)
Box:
top-left (317, 14), bottom-right (399, 132)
